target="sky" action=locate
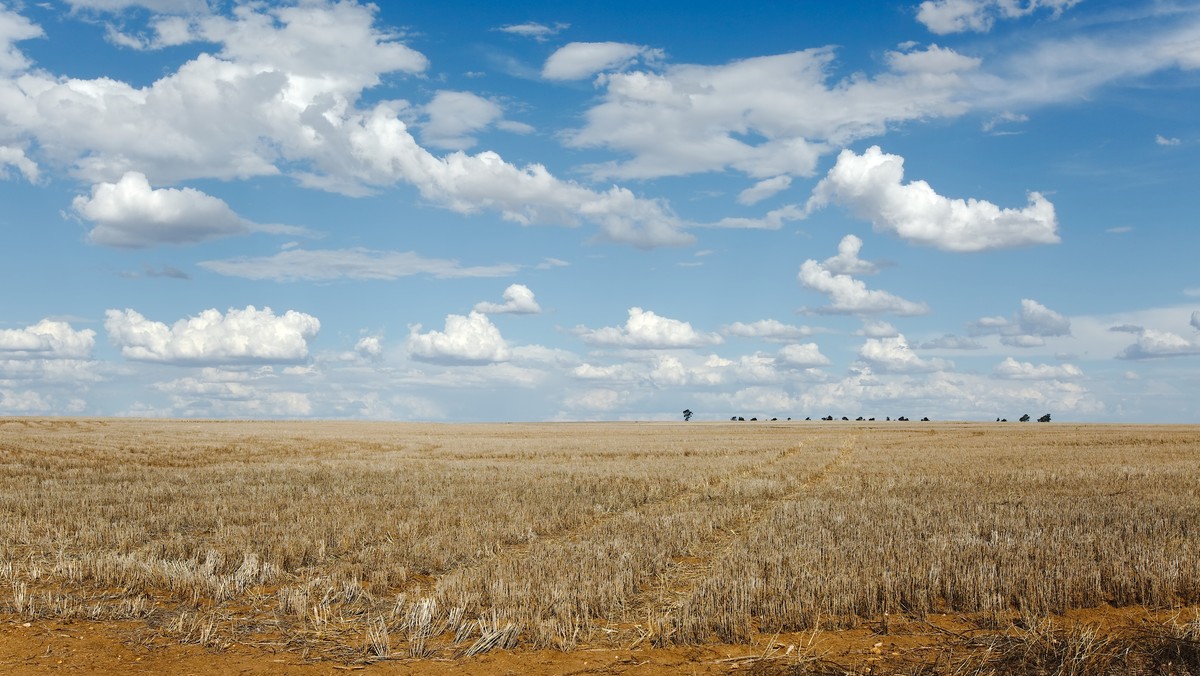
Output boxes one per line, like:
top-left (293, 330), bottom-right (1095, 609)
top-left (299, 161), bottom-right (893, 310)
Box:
top-left (1, 0), bottom-right (1199, 422)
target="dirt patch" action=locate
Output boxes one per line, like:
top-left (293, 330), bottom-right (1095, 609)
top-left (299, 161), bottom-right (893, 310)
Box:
top-left (4, 606), bottom-right (1198, 674)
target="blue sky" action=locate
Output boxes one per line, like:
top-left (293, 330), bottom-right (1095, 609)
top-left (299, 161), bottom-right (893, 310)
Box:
top-left (1, 0), bottom-right (1198, 422)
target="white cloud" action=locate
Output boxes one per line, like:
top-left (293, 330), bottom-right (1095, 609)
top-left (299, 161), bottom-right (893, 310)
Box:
top-left (496, 22), bottom-right (568, 41)
top-left (969, 298), bottom-right (1071, 346)
top-left (919, 334), bottom-right (983, 350)
top-left (576, 307), bottom-right (722, 349)
top-left (0, 320), bottom-right (96, 359)
top-left (347, 105), bottom-right (693, 248)
top-left (807, 146), bottom-right (1060, 252)
top-left (354, 336), bottom-right (383, 361)
top-left (105, 306), bottom-right (320, 364)
top-left (821, 234), bottom-right (879, 275)
top-left (407, 311), bottom-right (510, 364)
top-left (421, 91), bottom-right (530, 150)
top-left (62, 0), bottom-right (208, 12)
top-left (3, 3), bottom-right (691, 249)
top-left (798, 238), bottom-right (928, 316)
top-left (0, 388), bottom-right (52, 413)
top-left (1155, 134), bottom-right (1182, 147)
top-left (199, 247), bottom-right (518, 281)
top-left (4, 2), bottom-right (429, 185)
top-left (776, 343), bottom-right (831, 368)
top-left (1117, 328), bottom-right (1200, 360)
top-left (0, 7), bottom-right (41, 75)
top-left (858, 320), bottom-right (898, 338)
top-left (917, 0), bottom-right (1082, 34)
top-left (711, 204), bottom-right (804, 230)
top-left (982, 111), bottom-right (1028, 133)
top-left (980, 14), bottom-right (1200, 109)
top-left (721, 319), bottom-right (814, 342)
top-left (993, 357), bottom-right (1083, 380)
top-left (0, 145), bottom-right (37, 182)
top-left (153, 368), bottom-right (314, 418)
top-left (542, 42), bottom-right (655, 80)
top-left (563, 45), bottom-right (978, 181)
top-left (571, 362), bottom-right (639, 382)
top-left (563, 388), bottom-right (624, 411)
top-left (73, 172), bottom-right (259, 248)
top-left (858, 334), bottom-right (953, 373)
top-left (737, 176), bottom-right (792, 205)
top-left (474, 284), bottom-right (542, 315)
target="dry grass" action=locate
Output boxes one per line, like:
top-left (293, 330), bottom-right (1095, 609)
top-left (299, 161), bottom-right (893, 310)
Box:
top-left (0, 418), bottom-right (1198, 670)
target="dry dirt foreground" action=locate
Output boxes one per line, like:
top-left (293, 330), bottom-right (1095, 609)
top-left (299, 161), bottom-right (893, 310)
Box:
top-left (1, 418), bottom-right (1199, 674)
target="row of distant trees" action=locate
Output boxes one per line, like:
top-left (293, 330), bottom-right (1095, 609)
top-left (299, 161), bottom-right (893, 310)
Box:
top-left (683, 410), bottom-right (1053, 422)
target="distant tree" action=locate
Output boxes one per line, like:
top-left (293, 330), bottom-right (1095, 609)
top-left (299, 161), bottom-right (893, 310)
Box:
top-left (1001, 418), bottom-right (1007, 422)
top-left (738, 417), bottom-right (745, 422)
top-left (1038, 413), bottom-right (1052, 423)
top-left (731, 416), bottom-right (737, 421)
top-left (805, 417), bottom-right (811, 421)
top-left (750, 417), bottom-right (758, 421)
top-left (1019, 414), bottom-right (1031, 422)
top-left (921, 417), bottom-right (930, 422)
top-left (682, 409), bottom-right (693, 422)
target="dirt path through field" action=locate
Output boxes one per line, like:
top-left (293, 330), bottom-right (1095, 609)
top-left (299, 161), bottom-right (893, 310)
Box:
top-left (623, 435), bottom-right (858, 640)
top-left (421, 437), bottom-right (825, 600)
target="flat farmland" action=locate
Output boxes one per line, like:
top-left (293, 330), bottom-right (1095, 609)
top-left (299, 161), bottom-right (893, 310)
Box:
top-left (1, 418), bottom-right (1198, 674)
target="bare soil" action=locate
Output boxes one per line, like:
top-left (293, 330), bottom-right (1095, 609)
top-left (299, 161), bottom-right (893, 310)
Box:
top-left (4, 604), bottom-right (1195, 674)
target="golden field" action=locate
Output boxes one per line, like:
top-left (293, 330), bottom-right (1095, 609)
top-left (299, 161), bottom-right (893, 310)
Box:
top-left (1, 418), bottom-right (1198, 674)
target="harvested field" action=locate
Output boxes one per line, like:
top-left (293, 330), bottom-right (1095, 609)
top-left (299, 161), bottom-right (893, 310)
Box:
top-left (1, 418), bottom-right (1198, 674)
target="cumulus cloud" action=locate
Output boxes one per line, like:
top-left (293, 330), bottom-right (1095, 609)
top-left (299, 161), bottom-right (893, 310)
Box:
top-left (576, 307), bottom-right (722, 349)
top-left (542, 42), bottom-right (656, 80)
top-left (1116, 318), bottom-right (1200, 359)
top-left (474, 284), bottom-right (542, 315)
top-left (737, 176), bottom-right (792, 205)
top-left (3, 3), bottom-right (692, 249)
top-left (71, 172), bottom-right (293, 248)
top-left (807, 147), bottom-right (1060, 252)
top-left (776, 343), bottom-right (831, 368)
top-left (721, 319), bottom-right (814, 342)
top-left (0, 145), bottom-right (38, 182)
top-left (969, 298), bottom-right (1071, 346)
top-left (407, 311), bottom-right (510, 364)
top-left (798, 237), bottom-right (928, 316)
top-left (0, 320), bottom-right (96, 359)
top-left (858, 334), bottom-right (953, 373)
top-left (354, 335), bottom-right (383, 361)
top-left (420, 91), bottom-right (531, 150)
top-left (821, 234), bottom-right (880, 275)
top-left (993, 357), bottom-right (1082, 380)
top-left (917, 0), bottom-right (1082, 34)
top-left (1156, 134), bottom-right (1182, 147)
top-left (105, 306), bottom-right (320, 364)
top-left (496, 22), bottom-right (568, 41)
top-left (199, 247), bottom-right (518, 281)
top-left (563, 45), bottom-right (979, 181)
